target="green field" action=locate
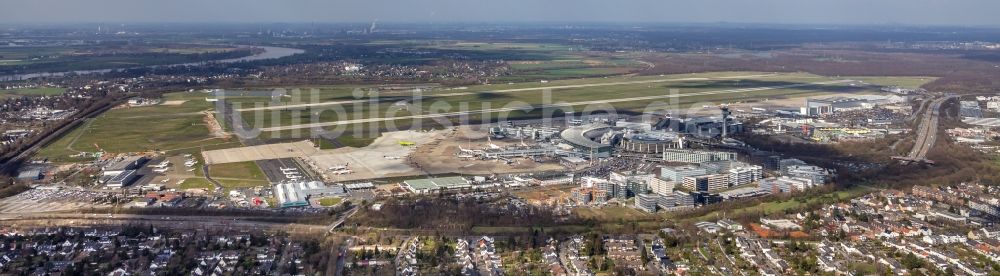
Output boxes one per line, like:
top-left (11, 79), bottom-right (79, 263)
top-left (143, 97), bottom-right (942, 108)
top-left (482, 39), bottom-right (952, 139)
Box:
top-left (208, 161), bottom-right (266, 181)
top-left (178, 178), bottom-right (216, 192)
top-left (848, 76), bottom-right (937, 88)
top-left (235, 72), bottom-right (931, 133)
top-left (317, 197), bottom-right (342, 207)
top-left (0, 87), bottom-right (66, 97)
top-left (216, 179), bottom-right (270, 190)
top-left (207, 161), bottom-right (269, 191)
top-left (35, 92), bottom-right (238, 162)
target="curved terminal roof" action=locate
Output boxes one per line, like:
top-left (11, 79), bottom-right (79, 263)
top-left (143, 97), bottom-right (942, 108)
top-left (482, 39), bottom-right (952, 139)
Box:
top-left (560, 123), bottom-right (612, 149)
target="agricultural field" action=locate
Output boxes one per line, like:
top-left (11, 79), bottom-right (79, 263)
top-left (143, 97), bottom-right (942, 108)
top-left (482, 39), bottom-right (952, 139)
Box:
top-left (35, 91), bottom-right (239, 162)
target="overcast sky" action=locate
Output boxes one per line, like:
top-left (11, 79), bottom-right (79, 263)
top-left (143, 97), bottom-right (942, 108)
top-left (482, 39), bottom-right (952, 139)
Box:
top-left (1, 0), bottom-right (997, 26)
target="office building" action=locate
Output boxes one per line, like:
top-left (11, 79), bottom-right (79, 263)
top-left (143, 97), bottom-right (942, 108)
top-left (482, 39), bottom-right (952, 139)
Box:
top-left (635, 194), bottom-right (659, 213)
top-left (682, 174), bottom-right (729, 192)
top-left (661, 165), bottom-right (708, 182)
top-left (648, 177), bottom-right (675, 196)
top-left (785, 165), bottom-right (831, 184)
top-left (728, 165), bottom-right (763, 186)
top-left (662, 149), bottom-right (736, 164)
top-left (674, 191), bottom-right (695, 207)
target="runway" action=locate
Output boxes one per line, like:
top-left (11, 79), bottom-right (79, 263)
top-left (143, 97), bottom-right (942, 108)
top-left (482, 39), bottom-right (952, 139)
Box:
top-left (259, 79), bottom-right (851, 132)
top-left (235, 73), bottom-right (780, 112)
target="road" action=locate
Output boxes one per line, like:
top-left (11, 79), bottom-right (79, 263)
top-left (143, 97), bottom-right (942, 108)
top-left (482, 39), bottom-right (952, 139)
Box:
top-left (236, 73), bottom-right (780, 112)
top-left (716, 238), bottom-right (745, 276)
top-left (0, 213), bottom-right (328, 233)
top-left (905, 96), bottom-right (955, 162)
top-left (201, 164), bottom-right (225, 195)
top-left (328, 205), bottom-right (359, 233)
top-left (335, 237), bottom-right (355, 275)
top-left (260, 79), bottom-right (851, 132)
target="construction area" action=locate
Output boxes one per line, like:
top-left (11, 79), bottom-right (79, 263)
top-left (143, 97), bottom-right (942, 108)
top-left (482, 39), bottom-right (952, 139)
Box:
top-left (301, 130), bottom-right (447, 182)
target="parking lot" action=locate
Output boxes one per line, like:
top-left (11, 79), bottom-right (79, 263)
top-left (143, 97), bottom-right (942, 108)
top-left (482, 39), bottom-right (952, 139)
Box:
top-left (257, 158), bottom-right (314, 183)
top-left (0, 189), bottom-right (114, 214)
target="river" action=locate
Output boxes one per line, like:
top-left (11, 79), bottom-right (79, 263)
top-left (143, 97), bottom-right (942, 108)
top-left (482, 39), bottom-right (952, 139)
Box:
top-left (0, 45), bottom-right (305, 81)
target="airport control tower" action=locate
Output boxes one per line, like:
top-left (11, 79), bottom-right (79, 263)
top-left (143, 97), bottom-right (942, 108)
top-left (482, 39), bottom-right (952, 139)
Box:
top-left (720, 106), bottom-right (731, 138)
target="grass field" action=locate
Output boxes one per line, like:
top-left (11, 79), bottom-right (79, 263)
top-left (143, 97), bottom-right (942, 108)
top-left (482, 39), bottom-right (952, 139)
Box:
top-left (574, 206), bottom-right (657, 221)
top-left (178, 178), bottom-right (215, 192)
top-left (35, 91), bottom-right (238, 162)
top-left (215, 179), bottom-right (270, 189)
top-left (208, 161), bottom-right (266, 181)
top-left (848, 76), bottom-right (937, 88)
top-left (208, 161), bottom-right (269, 191)
top-left (317, 197), bottom-right (342, 207)
top-left (0, 87), bottom-right (66, 98)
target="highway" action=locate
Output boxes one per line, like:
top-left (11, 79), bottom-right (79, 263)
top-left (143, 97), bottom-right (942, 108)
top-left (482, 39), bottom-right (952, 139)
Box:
top-left (235, 73), bottom-right (780, 112)
top-left (903, 96), bottom-right (955, 162)
top-left (260, 79), bottom-right (851, 132)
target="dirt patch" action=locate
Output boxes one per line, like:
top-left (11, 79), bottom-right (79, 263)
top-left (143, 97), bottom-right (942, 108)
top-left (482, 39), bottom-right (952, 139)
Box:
top-left (304, 130), bottom-right (446, 181)
top-left (202, 111), bottom-right (231, 139)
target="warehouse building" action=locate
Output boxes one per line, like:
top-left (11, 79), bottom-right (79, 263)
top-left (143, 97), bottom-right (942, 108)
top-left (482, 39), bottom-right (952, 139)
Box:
top-left (402, 176), bottom-right (471, 194)
top-left (960, 101), bottom-right (983, 118)
top-left (274, 181), bottom-right (347, 208)
top-left (802, 97), bottom-right (871, 116)
top-left (106, 170), bottom-right (139, 188)
top-left (103, 156), bottom-right (147, 176)
top-left (17, 168), bottom-right (44, 181)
